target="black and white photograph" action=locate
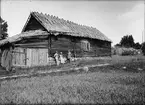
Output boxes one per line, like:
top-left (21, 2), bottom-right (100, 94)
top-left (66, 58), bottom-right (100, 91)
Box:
top-left (0, 0), bottom-right (145, 104)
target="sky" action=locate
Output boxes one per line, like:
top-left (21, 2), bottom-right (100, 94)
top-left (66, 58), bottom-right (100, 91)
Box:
top-left (1, 0), bottom-right (145, 45)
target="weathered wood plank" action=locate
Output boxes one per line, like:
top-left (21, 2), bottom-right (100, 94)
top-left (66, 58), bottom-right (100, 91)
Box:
top-left (13, 34), bottom-right (111, 67)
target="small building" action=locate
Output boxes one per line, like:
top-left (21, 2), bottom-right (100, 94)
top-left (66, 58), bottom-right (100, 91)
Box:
top-left (0, 12), bottom-right (112, 67)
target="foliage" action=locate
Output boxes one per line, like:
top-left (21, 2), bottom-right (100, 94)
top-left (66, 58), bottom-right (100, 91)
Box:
top-left (134, 42), bottom-right (141, 49)
top-left (111, 47), bottom-right (116, 55)
top-left (141, 42), bottom-right (145, 55)
top-left (120, 35), bottom-right (135, 48)
top-left (114, 47), bottom-right (139, 56)
top-left (114, 43), bottom-right (121, 47)
top-left (115, 35), bottom-right (141, 50)
top-left (0, 17), bottom-right (8, 40)
top-left (121, 49), bottom-right (135, 56)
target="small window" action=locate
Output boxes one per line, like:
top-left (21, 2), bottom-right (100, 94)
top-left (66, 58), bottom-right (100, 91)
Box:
top-left (81, 40), bottom-right (90, 51)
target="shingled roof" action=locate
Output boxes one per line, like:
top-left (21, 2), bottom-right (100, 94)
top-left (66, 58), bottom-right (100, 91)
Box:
top-left (23, 12), bottom-right (111, 42)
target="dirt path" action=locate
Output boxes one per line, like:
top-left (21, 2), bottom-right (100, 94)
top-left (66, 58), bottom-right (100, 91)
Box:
top-left (0, 63), bottom-right (110, 80)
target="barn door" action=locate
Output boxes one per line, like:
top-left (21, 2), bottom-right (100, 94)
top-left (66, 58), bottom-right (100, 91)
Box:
top-left (13, 48), bottom-right (27, 66)
top-left (28, 48), bottom-right (48, 66)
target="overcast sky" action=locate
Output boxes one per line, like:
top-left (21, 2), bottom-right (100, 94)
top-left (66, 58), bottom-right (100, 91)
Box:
top-left (1, 0), bottom-right (144, 45)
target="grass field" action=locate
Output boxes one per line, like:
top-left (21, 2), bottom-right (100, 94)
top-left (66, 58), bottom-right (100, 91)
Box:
top-left (0, 55), bottom-right (145, 104)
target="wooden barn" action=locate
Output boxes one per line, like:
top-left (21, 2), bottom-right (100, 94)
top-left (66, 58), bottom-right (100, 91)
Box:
top-left (0, 12), bottom-right (112, 67)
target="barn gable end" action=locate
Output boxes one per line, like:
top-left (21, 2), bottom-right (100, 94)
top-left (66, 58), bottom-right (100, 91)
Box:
top-left (22, 13), bottom-right (47, 32)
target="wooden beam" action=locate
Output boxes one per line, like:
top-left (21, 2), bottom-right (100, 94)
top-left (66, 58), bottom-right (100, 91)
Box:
top-left (14, 45), bottom-right (48, 49)
top-left (47, 34), bottom-right (52, 65)
top-left (14, 42), bottom-right (48, 47)
top-left (47, 34), bottom-right (52, 57)
top-left (23, 35), bottom-right (48, 39)
top-left (24, 48), bottom-right (27, 65)
top-left (74, 39), bottom-right (77, 58)
top-left (49, 36), bottom-right (52, 56)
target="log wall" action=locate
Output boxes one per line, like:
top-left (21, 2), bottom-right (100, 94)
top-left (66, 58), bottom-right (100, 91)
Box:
top-left (50, 35), bottom-right (111, 57)
top-left (13, 35), bottom-right (111, 67)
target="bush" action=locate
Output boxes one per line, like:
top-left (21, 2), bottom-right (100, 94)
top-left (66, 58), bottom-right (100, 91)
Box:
top-left (114, 47), bottom-right (138, 56)
top-left (141, 42), bottom-right (145, 56)
top-left (121, 50), bottom-right (134, 56)
top-left (122, 48), bottom-right (138, 56)
top-left (111, 47), bottom-right (116, 55)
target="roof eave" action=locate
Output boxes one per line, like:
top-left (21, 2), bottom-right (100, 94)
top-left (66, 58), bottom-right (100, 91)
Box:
top-left (21, 12), bottom-right (32, 32)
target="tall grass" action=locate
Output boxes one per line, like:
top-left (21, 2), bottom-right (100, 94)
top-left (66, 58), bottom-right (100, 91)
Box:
top-left (0, 55), bottom-right (145, 104)
top-left (0, 68), bottom-right (144, 104)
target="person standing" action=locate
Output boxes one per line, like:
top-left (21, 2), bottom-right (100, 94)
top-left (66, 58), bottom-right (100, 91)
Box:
top-left (67, 50), bottom-right (72, 62)
top-left (59, 52), bottom-right (65, 64)
top-left (54, 51), bottom-right (60, 66)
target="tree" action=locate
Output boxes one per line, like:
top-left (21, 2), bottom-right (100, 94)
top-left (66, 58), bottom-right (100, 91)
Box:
top-left (141, 42), bottom-right (145, 56)
top-left (0, 17), bottom-right (8, 40)
top-left (120, 35), bottom-right (135, 47)
top-left (134, 42), bottom-right (141, 49)
top-left (114, 43), bottom-right (121, 47)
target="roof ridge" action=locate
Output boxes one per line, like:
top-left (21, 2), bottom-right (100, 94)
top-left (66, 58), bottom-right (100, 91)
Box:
top-left (32, 11), bottom-right (94, 29)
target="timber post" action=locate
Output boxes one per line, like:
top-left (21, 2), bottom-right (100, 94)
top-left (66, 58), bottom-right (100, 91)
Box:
top-left (72, 37), bottom-right (76, 61)
top-left (74, 41), bottom-right (77, 60)
top-left (48, 33), bottom-right (52, 65)
top-left (24, 48), bottom-right (27, 65)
